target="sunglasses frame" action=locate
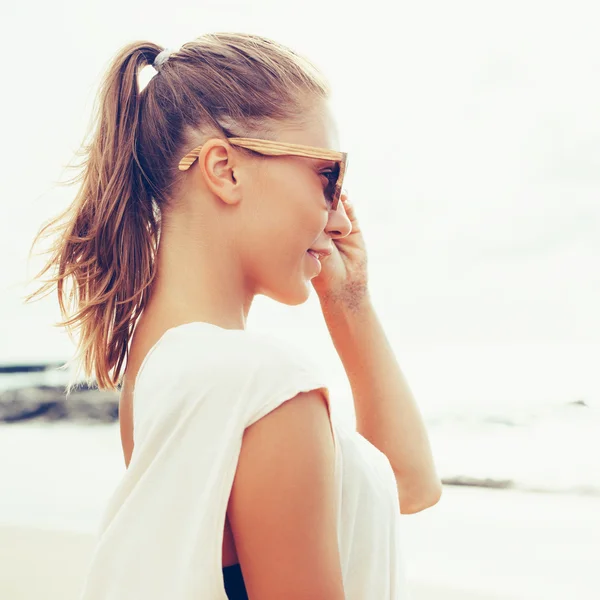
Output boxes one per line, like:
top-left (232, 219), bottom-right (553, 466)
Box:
top-left (178, 137), bottom-right (348, 211)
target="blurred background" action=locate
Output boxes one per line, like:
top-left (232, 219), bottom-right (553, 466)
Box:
top-left (0, 1), bottom-right (598, 599)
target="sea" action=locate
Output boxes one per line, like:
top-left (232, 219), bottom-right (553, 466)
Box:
top-left (1, 334), bottom-right (598, 535)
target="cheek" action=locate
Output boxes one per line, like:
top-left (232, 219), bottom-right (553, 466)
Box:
top-left (270, 162), bottom-right (322, 206)
top-left (255, 164), bottom-right (327, 248)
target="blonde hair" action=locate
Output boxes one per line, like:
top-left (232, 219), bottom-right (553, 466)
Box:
top-left (26, 33), bottom-right (330, 391)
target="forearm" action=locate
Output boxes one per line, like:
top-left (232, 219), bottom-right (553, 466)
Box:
top-left (320, 294), bottom-right (442, 513)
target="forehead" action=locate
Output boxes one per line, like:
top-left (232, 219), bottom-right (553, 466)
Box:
top-left (276, 99), bottom-right (341, 155)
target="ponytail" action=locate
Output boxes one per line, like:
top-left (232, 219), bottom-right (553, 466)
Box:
top-left (26, 41), bottom-right (162, 391)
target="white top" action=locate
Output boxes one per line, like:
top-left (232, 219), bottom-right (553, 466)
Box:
top-left (78, 322), bottom-right (411, 599)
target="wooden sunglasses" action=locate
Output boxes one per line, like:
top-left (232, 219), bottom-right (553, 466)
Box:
top-left (178, 137), bottom-right (348, 211)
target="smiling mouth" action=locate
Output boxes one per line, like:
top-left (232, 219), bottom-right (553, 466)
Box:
top-left (307, 247), bottom-right (332, 260)
top-left (306, 250), bottom-right (322, 271)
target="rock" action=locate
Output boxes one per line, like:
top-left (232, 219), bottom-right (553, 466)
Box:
top-left (0, 362), bottom-right (65, 374)
top-left (0, 384), bottom-right (119, 424)
top-left (568, 399), bottom-right (589, 407)
top-left (441, 475), bottom-right (515, 490)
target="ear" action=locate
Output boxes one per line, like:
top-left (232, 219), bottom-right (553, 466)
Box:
top-left (195, 138), bottom-right (242, 205)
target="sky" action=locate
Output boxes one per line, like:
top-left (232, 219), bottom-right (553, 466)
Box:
top-left (1, 0), bottom-right (599, 369)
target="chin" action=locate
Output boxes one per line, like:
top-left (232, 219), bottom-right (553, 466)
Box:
top-left (265, 288), bottom-right (311, 307)
top-left (259, 277), bottom-right (313, 307)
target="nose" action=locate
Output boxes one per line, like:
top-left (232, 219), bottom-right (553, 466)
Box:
top-left (325, 193), bottom-right (352, 239)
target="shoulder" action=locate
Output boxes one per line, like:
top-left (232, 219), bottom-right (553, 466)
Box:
top-left (136, 323), bottom-right (330, 425)
top-left (241, 329), bottom-right (321, 371)
top-left (166, 324), bottom-right (323, 384)
top-left (233, 331), bottom-right (330, 424)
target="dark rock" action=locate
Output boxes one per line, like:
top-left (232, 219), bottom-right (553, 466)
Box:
top-left (0, 385), bottom-right (119, 424)
top-left (442, 475), bottom-right (515, 490)
top-left (568, 399), bottom-right (588, 407)
top-left (0, 362), bottom-right (65, 374)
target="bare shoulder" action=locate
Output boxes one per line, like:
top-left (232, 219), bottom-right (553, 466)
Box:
top-left (227, 388), bottom-right (344, 600)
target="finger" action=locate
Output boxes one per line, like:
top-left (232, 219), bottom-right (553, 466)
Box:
top-left (340, 190), bottom-right (352, 209)
top-left (340, 191), bottom-right (355, 215)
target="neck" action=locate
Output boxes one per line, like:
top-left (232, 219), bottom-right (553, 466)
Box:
top-left (146, 212), bottom-right (252, 331)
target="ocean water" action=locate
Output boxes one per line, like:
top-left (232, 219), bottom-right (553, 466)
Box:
top-left (0, 404), bottom-right (597, 535)
top-left (1, 338), bottom-right (598, 536)
top-left (3, 422), bottom-right (599, 600)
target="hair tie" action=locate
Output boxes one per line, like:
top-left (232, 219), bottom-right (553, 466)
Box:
top-left (153, 47), bottom-right (177, 72)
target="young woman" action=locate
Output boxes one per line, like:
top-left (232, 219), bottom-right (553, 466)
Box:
top-left (28, 32), bottom-right (441, 599)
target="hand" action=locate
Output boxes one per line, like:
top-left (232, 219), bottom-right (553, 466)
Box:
top-left (311, 191), bottom-right (370, 311)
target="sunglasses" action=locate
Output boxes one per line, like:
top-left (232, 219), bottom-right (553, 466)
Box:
top-left (178, 137), bottom-right (348, 211)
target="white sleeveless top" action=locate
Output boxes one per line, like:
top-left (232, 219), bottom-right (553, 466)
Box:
top-left (78, 322), bottom-right (411, 599)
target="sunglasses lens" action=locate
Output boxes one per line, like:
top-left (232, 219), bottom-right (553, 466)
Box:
top-left (325, 163), bottom-right (341, 208)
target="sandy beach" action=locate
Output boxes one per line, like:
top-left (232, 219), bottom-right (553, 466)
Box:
top-left (0, 524), bottom-right (501, 600)
top-left (1, 486), bottom-right (597, 600)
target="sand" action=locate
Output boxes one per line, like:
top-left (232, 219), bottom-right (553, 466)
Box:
top-left (1, 485), bottom-right (597, 599)
top-left (0, 523), bottom-right (502, 600)
top-left (0, 525), bottom-right (94, 600)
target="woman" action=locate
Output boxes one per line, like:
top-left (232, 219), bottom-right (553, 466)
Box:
top-left (28, 32), bottom-right (441, 599)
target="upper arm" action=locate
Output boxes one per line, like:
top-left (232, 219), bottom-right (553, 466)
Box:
top-left (227, 389), bottom-right (344, 600)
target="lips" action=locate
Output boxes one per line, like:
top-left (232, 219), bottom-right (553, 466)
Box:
top-left (306, 249), bottom-right (322, 273)
top-left (307, 247), bottom-right (332, 260)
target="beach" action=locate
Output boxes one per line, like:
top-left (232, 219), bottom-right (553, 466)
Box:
top-left (1, 485), bottom-right (597, 600)
top-left (0, 522), bottom-right (502, 600)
